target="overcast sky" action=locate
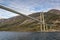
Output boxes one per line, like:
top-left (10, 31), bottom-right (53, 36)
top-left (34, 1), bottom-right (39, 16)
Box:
top-left (0, 0), bottom-right (60, 18)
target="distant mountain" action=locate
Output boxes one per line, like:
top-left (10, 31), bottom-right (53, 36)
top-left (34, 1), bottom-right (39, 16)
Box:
top-left (48, 9), bottom-right (60, 15)
top-left (0, 9), bottom-right (60, 32)
top-left (0, 19), bottom-right (6, 22)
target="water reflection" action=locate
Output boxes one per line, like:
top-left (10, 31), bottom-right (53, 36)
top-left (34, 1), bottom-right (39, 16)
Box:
top-left (0, 32), bottom-right (60, 40)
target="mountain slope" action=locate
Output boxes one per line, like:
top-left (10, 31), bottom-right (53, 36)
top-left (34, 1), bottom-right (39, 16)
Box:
top-left (0, 9), bottom-right (60, 32)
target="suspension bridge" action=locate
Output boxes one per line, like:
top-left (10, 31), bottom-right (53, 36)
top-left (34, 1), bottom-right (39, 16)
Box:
top-left (0, 5), bottom-right (54, 32)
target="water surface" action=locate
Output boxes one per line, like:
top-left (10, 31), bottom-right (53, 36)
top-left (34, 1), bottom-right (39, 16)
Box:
top-left (0, 32), bottom-right (60, 40)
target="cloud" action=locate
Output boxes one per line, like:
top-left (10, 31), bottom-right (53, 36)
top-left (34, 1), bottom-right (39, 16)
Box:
top-left (0, 9), bottom-right (18, 18)
top-left (0, 0), bottom-right (60, 19)
top-left (0, 0), bottom-right (60, 15)
top-left (8, 2), bottom-right (32, 15)
top-left (0, 0), bottom-right (4, 2)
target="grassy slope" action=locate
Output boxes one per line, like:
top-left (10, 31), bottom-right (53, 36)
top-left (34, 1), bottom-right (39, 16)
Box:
top-left (0, 9), bottom-right (60, 32)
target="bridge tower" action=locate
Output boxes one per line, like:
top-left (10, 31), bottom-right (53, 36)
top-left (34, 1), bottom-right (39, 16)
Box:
top-left (40, 13), bottom-right (47, 32)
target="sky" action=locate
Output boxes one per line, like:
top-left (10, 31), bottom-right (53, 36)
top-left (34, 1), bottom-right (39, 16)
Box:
top-left (0, 0), bottom-right (60, 18)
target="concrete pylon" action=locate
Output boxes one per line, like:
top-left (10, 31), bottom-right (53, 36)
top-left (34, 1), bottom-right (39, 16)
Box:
top-left (40, 13), bottom-right (46, 32)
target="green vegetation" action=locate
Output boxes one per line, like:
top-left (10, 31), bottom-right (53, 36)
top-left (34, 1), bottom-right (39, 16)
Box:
top-left (0, 9), bottom-right (60, 32)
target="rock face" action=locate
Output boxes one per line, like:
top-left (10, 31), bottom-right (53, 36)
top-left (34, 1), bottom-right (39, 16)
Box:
top-left (0, 9), bottom-right (60, 32)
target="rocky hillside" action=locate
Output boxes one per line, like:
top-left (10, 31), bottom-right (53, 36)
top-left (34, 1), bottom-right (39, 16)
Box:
top-left (0, 9), bottom-right (60, 32)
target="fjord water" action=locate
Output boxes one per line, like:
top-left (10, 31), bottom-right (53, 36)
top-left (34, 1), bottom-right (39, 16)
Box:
top-left (0, 32), bottom-right (60, 40)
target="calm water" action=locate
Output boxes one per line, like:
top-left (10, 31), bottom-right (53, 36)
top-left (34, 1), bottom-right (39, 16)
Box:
top-left (0, 32), bottom-right (60, 40)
